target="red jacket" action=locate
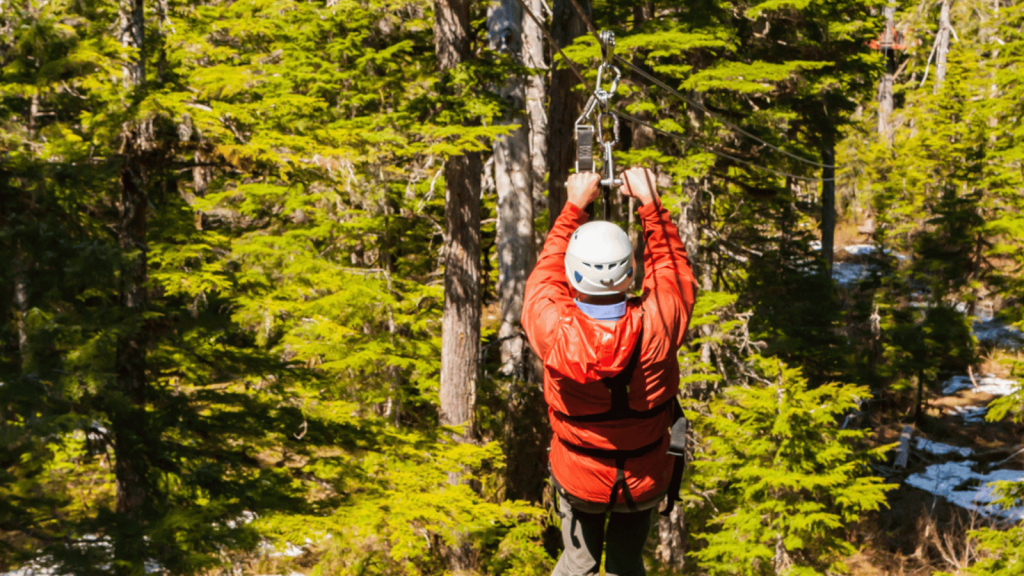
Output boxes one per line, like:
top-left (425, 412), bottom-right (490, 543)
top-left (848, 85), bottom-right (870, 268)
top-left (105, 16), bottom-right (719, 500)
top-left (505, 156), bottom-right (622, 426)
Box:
top-left (522, 200), bottom-right (697, 506)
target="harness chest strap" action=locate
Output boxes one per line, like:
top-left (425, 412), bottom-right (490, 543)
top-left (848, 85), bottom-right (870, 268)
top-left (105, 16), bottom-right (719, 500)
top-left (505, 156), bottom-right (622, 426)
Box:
top-left (553, 326), bottom-right (688, 514)
top-left (556, 327), bottom-right (671, 424)
top-left (553, 327), bottom-right (662, 511)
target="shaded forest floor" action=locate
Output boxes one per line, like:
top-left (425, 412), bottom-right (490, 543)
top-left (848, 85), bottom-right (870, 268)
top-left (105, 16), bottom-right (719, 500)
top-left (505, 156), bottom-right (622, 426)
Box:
top-left (837, 218), bottom-right (1023, 575)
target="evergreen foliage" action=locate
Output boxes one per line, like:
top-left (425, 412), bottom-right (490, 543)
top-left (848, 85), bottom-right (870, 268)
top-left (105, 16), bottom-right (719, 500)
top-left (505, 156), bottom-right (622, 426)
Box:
top-left (5, 0), bottom-right (1024, 573)
top-left (686, 358), bottom-right (893, 575)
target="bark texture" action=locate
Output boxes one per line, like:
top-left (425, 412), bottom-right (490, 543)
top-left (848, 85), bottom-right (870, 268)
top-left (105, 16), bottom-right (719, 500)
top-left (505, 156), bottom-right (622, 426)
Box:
top-left (433, 0), bottom-right (472, 70)
top-left (546, 0), bottom-right (590, 229)
top-left (439, 164), bottom-right (482, 435)
top-left (877, 2), bottom-right (895, 144)
top-left (488, 0), bottom-right (536, 379)
top-left (113, 1), bottom-right (151, 572)
top-left (678, 180), bottom-right (703, 280)
top-left (821, 133), bottom-right (836, 274)
top-left (487, 0), bottom-right (548, 503)
top-left (656, 505), bottom-right (687, 570)
top-left (934, 0), bottom-right (952, 93)
top-left (435, 0), bottom-right (481, 444)
top-left (521, 0), bottom-right (549, 213)
top-left (115, 0), bottom-right (150, 511)
top-left (13, 242), bottom-right (29, 369)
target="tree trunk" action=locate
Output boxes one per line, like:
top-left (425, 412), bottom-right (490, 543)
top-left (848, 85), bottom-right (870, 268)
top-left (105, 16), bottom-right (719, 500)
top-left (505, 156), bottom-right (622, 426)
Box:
top-left (625, 8), bottom-right (657, 287)
top-left (488, 0), bottom-right (548, 503)
top-left (678, 180), bottom-right (702, 279)
top-left (434, 0), bottom-right (472, 69)
top-left (877, 69), bottom-right (893, 143)
top-left (915, 369), bottom-right (925, 426)
top-left (488, 0), bottom-right (535, 378)
top-left (520, 0), bottom-right (548, 213)
top-left (934, 0), bottom-right (951, 93)
top-left (820, 132), bottom-right (836, 274)
top-left (656, 505), bottom-right (687, 570)
top-left (877, 1), bottom-right (895, 144)
top-left (546, 0), bottom-right (590, 229)
top-left (435, 0), bottom-right (481, 448)
top-left (13, 241), bottom-right (29, 370)
top-left (113, 1), bottom-right (151, 571)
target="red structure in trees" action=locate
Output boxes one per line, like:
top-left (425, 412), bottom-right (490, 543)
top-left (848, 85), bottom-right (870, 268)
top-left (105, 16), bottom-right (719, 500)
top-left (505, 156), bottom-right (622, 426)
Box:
top-left (869, 23), bottom-right (908, 51)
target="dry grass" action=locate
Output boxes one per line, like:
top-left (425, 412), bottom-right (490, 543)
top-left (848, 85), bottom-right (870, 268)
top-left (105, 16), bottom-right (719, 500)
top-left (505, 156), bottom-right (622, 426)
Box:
top-left (978, 348), bottom-right (1022, 380)
top-left (834, 219), bottom-right (869, 254)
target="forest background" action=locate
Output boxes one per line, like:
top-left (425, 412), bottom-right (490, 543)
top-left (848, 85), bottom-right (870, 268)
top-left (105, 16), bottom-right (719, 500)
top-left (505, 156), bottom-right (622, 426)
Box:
top-left (3, 0), bottom-right (1024, 574)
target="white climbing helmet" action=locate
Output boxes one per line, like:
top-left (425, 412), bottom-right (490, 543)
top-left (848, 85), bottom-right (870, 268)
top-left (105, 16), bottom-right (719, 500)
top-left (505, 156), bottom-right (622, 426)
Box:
top-left (565, 221), bottom-right (635, 296)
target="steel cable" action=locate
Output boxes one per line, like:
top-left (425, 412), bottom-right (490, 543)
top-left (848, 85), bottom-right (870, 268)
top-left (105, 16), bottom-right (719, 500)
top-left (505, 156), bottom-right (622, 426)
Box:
top-left (563, 0), bottom-right (842, 171)
top-left (512, 0), bottom-right (839, 183)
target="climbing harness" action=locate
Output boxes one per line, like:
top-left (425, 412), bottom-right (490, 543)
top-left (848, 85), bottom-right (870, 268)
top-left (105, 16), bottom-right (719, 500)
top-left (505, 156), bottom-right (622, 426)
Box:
top-left (552, 324), bottom-right (688, 516)
top-left (574, 31), bottom-right (622, 219)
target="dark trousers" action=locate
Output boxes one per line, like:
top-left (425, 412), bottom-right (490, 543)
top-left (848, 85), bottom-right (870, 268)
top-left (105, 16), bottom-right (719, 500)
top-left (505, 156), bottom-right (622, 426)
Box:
top-left (551, 492), bottom-right (653, 576)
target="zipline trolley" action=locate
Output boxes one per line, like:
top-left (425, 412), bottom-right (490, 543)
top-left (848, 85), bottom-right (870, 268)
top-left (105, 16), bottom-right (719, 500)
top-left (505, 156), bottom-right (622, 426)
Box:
top-left (575, 30), bottom-right (622, 200)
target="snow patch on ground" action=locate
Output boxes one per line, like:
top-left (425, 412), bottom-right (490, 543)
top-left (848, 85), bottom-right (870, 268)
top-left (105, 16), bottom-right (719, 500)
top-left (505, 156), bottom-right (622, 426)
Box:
top-left (842, 243), bottom-right (907, 259)
top-left (0, 513), bottom-right (311, 576)
top-left (1, 564), bottom-right (58, 576)
top-left (913, 437), bottom-right (973, 458)
top-left (973, 320), bottom-right (1024, 349)
top-left (843, 244), bottom-right (876, 256)
top-left (0, 558), bottom-right (161, 576)
top-left (833, 262), bottom-right (871, 287)
top-left (949, 406), bottom-right (989, 424)
top-left (262, 540), bottom-right (310, 559)
top-left (942, 375), bottom-right (1019, 396)
top-left (906, 462), bottom-right (1024, 520)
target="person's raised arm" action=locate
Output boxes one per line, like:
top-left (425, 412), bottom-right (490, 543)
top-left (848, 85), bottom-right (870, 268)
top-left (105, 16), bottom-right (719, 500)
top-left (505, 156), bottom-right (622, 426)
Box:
top-left (521, 172), bottom-right (602, 360)
top-left (619, 167), bottom-right (697, 348)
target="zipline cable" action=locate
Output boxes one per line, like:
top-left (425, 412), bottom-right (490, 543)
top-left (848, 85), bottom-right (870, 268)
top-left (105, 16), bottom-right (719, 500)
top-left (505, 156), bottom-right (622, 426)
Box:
top-left (563, 0), bottom-right (842, 171)
top-left (614, 58), bottom-right (840, 170)
top-left (512, 0), bottom-right (837, 183)
top-left (614, 110), bottom-right (836, 182)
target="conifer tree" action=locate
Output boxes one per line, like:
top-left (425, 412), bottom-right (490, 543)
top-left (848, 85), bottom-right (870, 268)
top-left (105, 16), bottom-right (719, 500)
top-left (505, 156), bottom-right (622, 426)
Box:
top-left (434, 0), bottom-right (482, 448)
top-left (111, 0), bottom-right (154, 567)
top-left (1, 1), bottom-right (547, 574)
top-left (687, 358), bottom-right (894, 575)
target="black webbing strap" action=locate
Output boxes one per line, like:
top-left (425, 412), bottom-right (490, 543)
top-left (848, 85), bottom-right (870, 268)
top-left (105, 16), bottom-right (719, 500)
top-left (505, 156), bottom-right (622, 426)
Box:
top-left (576, 125), bottom-right (595, 173)
top-left (608, 459), bottom-right (636, 512)
top-left (558, 435), bottom-right (664, 461)
top-left (660, 399), bottom-right (688, 517)
top-left (558, 329), bottom-right (666, 424)
top-left (560, 436), bottom-right (663, 513)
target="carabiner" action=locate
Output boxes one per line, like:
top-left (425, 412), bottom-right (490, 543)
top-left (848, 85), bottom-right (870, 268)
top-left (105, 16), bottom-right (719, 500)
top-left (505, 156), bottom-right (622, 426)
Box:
top-left (595, 111), bottom-right (619, 148)
top-left (595, 63), bottom-right (621, 103)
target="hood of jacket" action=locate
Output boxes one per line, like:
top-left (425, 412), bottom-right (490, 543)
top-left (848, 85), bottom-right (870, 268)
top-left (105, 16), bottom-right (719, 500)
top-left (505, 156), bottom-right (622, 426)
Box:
top-left (544, 300), bottom-right (644, 383)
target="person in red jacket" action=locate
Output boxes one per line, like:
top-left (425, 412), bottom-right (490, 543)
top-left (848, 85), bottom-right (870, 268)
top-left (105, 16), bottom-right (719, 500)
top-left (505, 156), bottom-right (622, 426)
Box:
top-left (522, 167), bottom-right (697, 576)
